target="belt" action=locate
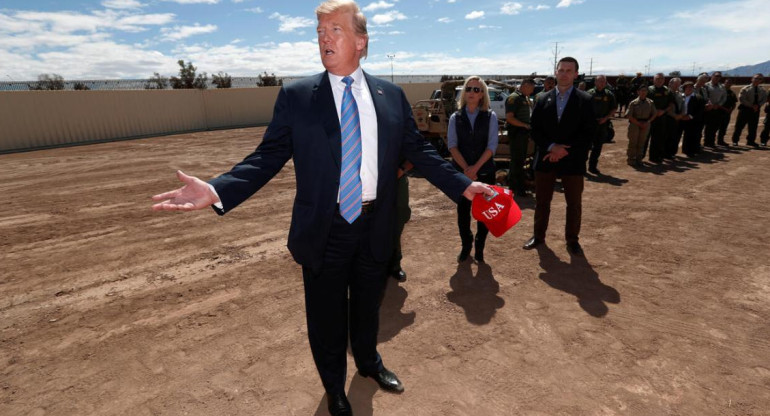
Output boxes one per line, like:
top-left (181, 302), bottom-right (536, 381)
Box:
top-left (361, 199), bottom-right (376, 214)
top-left (337, 199), bottom-right (376, 215)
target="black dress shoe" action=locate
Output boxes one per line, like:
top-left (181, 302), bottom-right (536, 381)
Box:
top-left (457, 247), bottom-right (471, 262)
top-left (391, 268), bottom-right (407, 282)
top-left (522, 236), bottom-right (544, 250)
top-left (588, 166), bottom-right (600, 174)
top-left (566, 241), bottom-right (584, 256)
top-left (361, 368), bottom-right (404, 393)
top-left (326, 392), bottom-right (352, 416)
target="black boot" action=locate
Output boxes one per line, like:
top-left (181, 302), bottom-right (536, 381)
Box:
top-left (473, 235), bottom-right (485, 263)
top-left (458, 232), bottom-right (473, 262)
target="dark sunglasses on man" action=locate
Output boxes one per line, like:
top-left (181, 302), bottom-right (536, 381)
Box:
top-left (465, 86), bottom-right (482, 93)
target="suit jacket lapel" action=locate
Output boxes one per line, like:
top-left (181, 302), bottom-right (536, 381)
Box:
top-left (364, 71), bottom-right (388, 178)
top-left (314, 71), bottom-right (342, 169)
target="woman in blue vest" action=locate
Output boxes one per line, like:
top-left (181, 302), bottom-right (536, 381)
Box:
top-left (447, 76), bottom-right (499, 263)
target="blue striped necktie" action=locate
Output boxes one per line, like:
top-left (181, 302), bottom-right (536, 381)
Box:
top-left (339, 76), bottom-right (362, 223)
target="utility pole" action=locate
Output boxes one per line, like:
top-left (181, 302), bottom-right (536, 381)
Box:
top-left (552, 42), bottom-right (561, 73)
top-left (589, 58), bottom-right (594, 76)
top-left (644, 58), bottom-right (651, 76)
top-left (692, 62), bottom-right (696, 76)
top-left (387, 54), bottom-right (395, 83)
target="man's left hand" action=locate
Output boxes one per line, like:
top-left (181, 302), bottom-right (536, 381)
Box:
top-left (462, 182), bottom-right (495, 201)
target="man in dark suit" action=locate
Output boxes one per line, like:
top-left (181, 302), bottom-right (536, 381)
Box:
top-left (151, 1), bottom-right (491, 415)
top-left (522, 57), bottom-right (596, 256)
top-left (680, 81), bottom-right (705, 157)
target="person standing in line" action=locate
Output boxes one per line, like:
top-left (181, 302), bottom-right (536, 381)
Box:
top-left (647, 73), bottom-right (675, 163)
top-left (448, 76), bottom-right (499, 263)
top-left (505, 78), bottom-right (535, 196)
top-left (587, 75), bottom-right (616, 174)
top-left (150, 2), bottom-right (492, 415)
top-left (732, 73), bottom-right (767, 147)
top-left (522, 57), bottom-right (595, 256)
top-left (625, 84), bottom-right (656, 166)
top-left (666, 77), bottom-right (685, 158)
top-left (615, 74), bottom-right (631, 116)
top-left (703, 71), bottom-right (727, 147)
top-left (759, 94), bottom-right (770, 146)
top-left (681, 81), bottom-right (706, 157)
top-left (718, 78), bottom-right (738, 146)
top-left (535, 75), bottom-right (555, 103)
top-left (693, 74), bottom-right (710, 149)
top-left (388, 159), bottom-right (412, 282)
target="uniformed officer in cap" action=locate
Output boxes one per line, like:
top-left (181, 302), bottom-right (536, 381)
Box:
top-left (586, 75), bottom-right (616, 174)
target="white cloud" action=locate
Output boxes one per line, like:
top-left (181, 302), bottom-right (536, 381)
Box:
top-left (500, 2), bottom-right (523, 15)
top-left (478, 25), bottom-right (501, 30)
top-left (161, 24), bottom-right (217, 41)
top-left (465, 11), bottom-right (484, 20)
top-left (246, 7), bottom-right (263, 13)
top-left (232, 0), bottom-right (245, 3)
top-left (102, 0), bottom-right (145, 9)
top-left (448, 0), bottom-right (457, 3)
top-left (556, 0), bottom-right (584, 8)
top-left (437, 17), bottom-right (453, 23)
top-left (269, 13), bottom-right (315, 33)
top-left (528, 4), bottom-right (550, 11)
top-left (371, 10), bottom-right (407, 25)
top-left (363, 1), bottom-right (395, 12)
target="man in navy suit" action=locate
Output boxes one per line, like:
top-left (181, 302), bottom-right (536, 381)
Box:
top-left (522, 57), bottom-right (596, 256)
top-left (151, 1), bottom-right (491, 415)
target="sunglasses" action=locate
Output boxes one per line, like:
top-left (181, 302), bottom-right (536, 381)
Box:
top-left (465, 86), bottom-right (482, 93)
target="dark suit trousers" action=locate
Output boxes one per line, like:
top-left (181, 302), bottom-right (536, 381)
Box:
top-left (648, 117), bottom-right (667, 161)
top-left (302, 209), bottom-right (387, 395)
top-left (703, 109), bottom-right (722, 146)
top-left (681, 119), bottom-right (701, 155)
top-left (665, 115), bottom-right (682, 157)
top-left (534, 171), bottom-right (583, 243)
top-left (732, 107), bottom-right (760, 144)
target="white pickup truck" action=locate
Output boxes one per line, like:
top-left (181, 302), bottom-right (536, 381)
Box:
top-left (429, 87), bottom-right (509, 119)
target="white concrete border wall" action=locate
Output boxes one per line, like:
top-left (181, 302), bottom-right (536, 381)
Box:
top-left (0, 82), bottom-right (441, 153)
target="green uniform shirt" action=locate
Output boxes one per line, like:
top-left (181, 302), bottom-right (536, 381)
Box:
top-left (505, 91), bottom-right (532, 127)
top-left (587, 87), bottom-right (617, 118)
top-left (648, 85), bottom-right (673, 113)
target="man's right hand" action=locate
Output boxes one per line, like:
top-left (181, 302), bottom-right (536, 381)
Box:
top-left (151, 170), bottom-right (220, 211)
top-left (543, 144), bottom-right (570, 163)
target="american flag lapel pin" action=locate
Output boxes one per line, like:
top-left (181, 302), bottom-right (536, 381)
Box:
top-left (377, 87), bottom-right (383, 95)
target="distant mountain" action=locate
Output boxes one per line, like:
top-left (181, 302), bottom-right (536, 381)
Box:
top-left (725, 59), bottom-right (770, 76)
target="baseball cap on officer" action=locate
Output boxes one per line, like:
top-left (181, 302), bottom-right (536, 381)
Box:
top-left (471, 185), bottom-right (522, 237)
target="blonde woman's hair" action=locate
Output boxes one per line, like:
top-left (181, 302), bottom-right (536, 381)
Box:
top-left (315, 0), bottom-right (369, 59)
top-left (458, 75), bottom-right (490, 112)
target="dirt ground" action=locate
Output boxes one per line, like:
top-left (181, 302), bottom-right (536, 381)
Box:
top-left (1, 112), bottom-right (769, 416)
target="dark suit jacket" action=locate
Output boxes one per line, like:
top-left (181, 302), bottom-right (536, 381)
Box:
top-left (209, 71), bottom-right (471, 271)
top-left (530, 88), bottom-right (596, 175)
top-left (683, 94), bottom-right (704, 123)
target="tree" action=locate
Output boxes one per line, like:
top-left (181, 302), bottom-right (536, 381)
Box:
top-left (73, 82), bottom-right (90, 90)
top-left (212, 72), bottom-right (232, 89)
top-left (145, 72), bottom-right (169, 90)
top-left (257, 71), bottom-right (282, 87)
top-left (169, 60), bottom-right (208, 89)
top-left (28, 74), bottom-right (65, 90)
top-left (669, 70), bottom-right (682, 77)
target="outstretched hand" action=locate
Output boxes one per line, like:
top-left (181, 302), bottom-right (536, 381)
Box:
top-left (151, 170), bottom-right (220, 211)
top-left (462, 181), bottom-right (495, 201)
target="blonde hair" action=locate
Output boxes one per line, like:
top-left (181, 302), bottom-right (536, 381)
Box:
top-left (315, 0), bottom-right (369, 59)
top-left (458, 76), bottom-right (490, 112)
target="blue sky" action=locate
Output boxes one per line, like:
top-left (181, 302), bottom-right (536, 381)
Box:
top-left (1, 0), bottom-right (768, 81)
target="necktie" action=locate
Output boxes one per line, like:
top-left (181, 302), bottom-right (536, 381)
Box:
top-left (754, 86), bottom-right (759, 105)
top-left (339, 76), bottom-right (362, 224)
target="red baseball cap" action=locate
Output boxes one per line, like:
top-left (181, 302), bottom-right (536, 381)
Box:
top-left (471, 185), bottom-right (522, 237)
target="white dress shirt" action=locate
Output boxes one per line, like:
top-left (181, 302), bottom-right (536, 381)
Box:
top-left (328, 67), bottom-right (379, 202)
